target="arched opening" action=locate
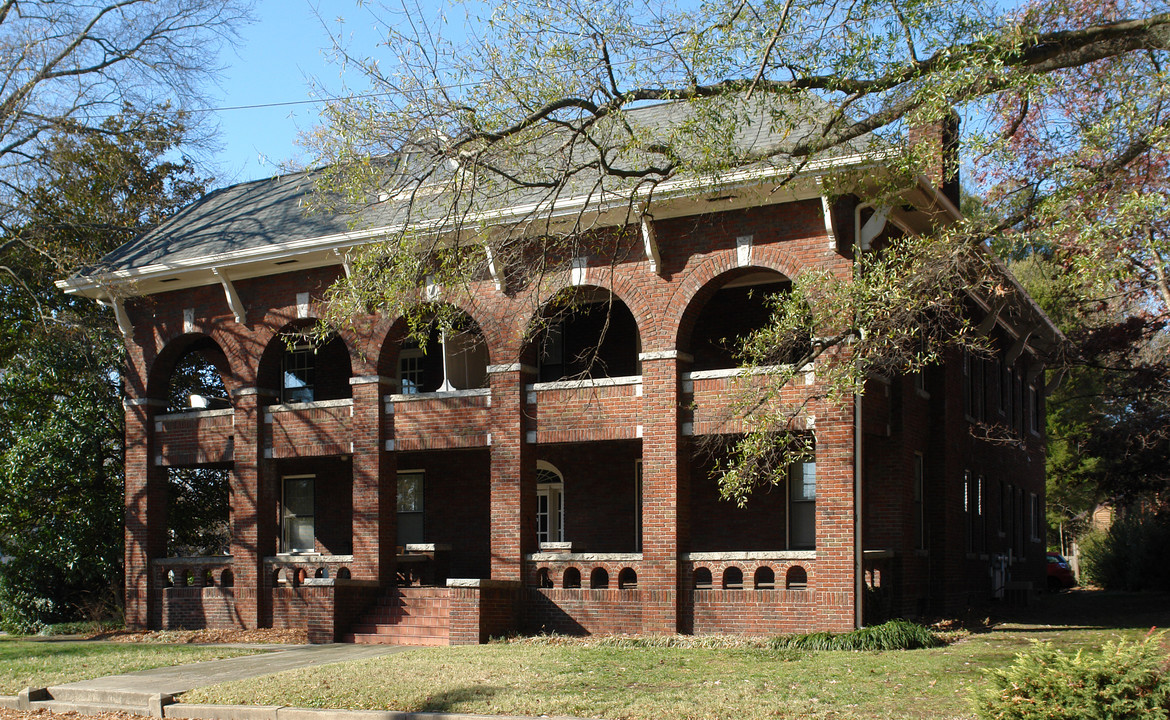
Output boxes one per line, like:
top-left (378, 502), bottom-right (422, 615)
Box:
top-left (722, 567), bottom-right (744, 590)
top-left (536, 567), bottom-right (553, 588)
top-left (258, 323), bottom-right (353, 404)
top-left (203, 569), bottom-right (214, 587)
top-left (563, 567), bottom-right (582, 588)
top-left (164, 337), bottom-right (232, 413)
top-left (167, 467), bottom-right (231, 557)
top-left (754, 566), bottom-right (776, 590)
top-left (390, 309), bottom-right (489, 394)
top-left (618, 567), bottom-right (638, 589)
top-left (590, 567), bottom-right (610, 589)
top-left (536, 461), bottom-right (565, 545)
top-left (693, 567), bottom-right (713, 590)
top-left (315, 567), bottom-right (327, 579)
top-left (532, 286), bottom-right (640, 382)
top-left (336, 567), bottom-right (351, 579)
top-left (681, 269), bottom-right (803, 371)
top-left (220, 568), bottom-right (234, 587)
top-left (786, 565), bottom-right (808, 589)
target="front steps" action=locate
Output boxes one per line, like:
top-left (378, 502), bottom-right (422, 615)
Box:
top-left (343, 586), bottom-right (451, 646)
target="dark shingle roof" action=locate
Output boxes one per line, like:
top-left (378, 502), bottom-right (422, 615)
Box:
top-left (95, 97), bottom-right (872, 274)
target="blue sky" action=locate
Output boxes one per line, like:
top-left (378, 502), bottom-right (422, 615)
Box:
top-left (208, 0), bottom-right (384, 184)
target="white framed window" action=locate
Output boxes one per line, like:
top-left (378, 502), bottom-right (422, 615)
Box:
top-left (281, 475), bottom-right (315, 552)
top-left (397, 470), bottom-right (424, 545)
top-left (913, 453), bottom-right (925, 550)
top-left (788, 458), bottom-right (816, 549)
top-left (282, 344), bottom-right (315, 403)
top-left (398, 347), bottom-right (424, 394)
top-left (1028, 382), bottom-right (1042, 435)
top-left (536, 461), bottom-right (564, 544)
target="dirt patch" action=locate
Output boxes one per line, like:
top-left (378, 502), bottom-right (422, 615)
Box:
top-left (84, 628), bottom-right (310, 644)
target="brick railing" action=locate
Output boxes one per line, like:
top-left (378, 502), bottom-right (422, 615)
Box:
top-left (389, 389), bottom-right (491, 451)
top-left (264, 554), bottom-right (355, 586)
top-left (682, 550), bottom-right (816, 590)
top-left (683, 366), bottom-right (814, 435)
top-left (526, 376), bottom-right (643, 444)
top-left (525, 551), bottom-right (643, 589)
top-left (265, 399), bottom-right (353, 458)
top-left (154, 409), bottom-right (234, 465)
top-left (152, 556), bottom-right (234, 588)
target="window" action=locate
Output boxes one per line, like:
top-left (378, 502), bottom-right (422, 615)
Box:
top-left (913, 453), bottom-right (925, 550)
top-left (397, 470), bottom-right (424, 545)
top-left (1028, 382), bottom-right (1042, 434)
top-left (977, 475), bottom-right (986, 553)
top-left (999, 479), bottom-right (1008, 534)
top-left (398, 347), bottom-right (424, 394)
top-left (789, 459), bottom-right (816, 549)
top-left (1030, 493), bottom-right (1042, 542)
top-left (963, 471), bottom-right (972, 553)
top-left (282, 344), bottom-right (315, 403)
top-left (536, 462), bottom-right (564, 544)
top-left (1001, 362), bottom-right (1014, 418)
top-left (282, 475), bottom-right (315, 552)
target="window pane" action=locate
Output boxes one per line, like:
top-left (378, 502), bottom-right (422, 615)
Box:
top-left (790, 461), bottom-right (816, 501)
top-left (398, 472), bottom-right (423, 512)
top-left (285, 478), bottom-right (313, 515)
top-left (287, 517), bottom-right (314, 552)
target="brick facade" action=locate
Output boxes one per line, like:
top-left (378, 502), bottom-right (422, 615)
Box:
top-left (106, 184), bottom-right (1047, 642)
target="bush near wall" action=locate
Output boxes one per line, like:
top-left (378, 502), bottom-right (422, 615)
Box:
top-left (1081, 510), bottom-right (1170, 591)
top-left (974, 635), bottom-right (1170, 720)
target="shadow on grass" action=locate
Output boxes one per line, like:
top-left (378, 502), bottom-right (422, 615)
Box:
top-left (413, 685), bottom-right (499, 713)
top-left (985, 589), bottom-right (1170, 633)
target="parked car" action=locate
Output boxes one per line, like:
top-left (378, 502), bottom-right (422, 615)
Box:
top-left (1046, 552), bottom-right (1077, 590)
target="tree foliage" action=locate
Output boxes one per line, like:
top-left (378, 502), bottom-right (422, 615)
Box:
top-left (0, 108), bottom-right (209, 631)
top-left (307, 0), bottom-right (1170, 500)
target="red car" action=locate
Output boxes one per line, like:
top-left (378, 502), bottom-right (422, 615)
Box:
top-left (1046, 552), bottom-right (1077, 590)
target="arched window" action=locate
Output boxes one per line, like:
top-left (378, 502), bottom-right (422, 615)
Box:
top-left (786, 565), bottom-right (808, 589)
top-left (590, 567), bottom-right (609, 589)
top-left (563, 567), bottom-right (581, 588)
top-left (754, 566), bottom-right (776, 590)
top-left (693, 567), bottom-right (713, 590)
top-left (722, 567), bottom-right (744, 590)
top-left (536, 461), bottom-right (565, 544)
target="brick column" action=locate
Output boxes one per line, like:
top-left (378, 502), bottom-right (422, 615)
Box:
top-left (350, 375), bottom-right (397, 583)
top-left (230, 387), bottom-right (278, 628)
top-left (124, 398), bottom-right (167, 629)
top-left (487, 363), bottom-right (536, 581)
top-left (639, 351), bottom-right (691, 634)
top-left (816, 396), bottom-right (858, 631)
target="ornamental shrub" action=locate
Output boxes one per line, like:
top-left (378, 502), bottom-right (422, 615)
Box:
top-left (974, 635), bottom-right (1170, 720)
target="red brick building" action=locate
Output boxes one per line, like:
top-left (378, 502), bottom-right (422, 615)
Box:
top-left (60, 106), bottom-right (1056, 644)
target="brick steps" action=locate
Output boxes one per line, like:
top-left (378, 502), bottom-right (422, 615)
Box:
top-left (346, 587), bottom-right (451, 646)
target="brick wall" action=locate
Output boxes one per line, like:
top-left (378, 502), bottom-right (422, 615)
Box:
top-left (119, 196), bottom-right (1044, 639)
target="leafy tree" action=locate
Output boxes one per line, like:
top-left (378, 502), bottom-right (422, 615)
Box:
top-left (305, 0), bottom-right (1170, 500)
top-left (0, 0), bottom-right (248, 241)
top-left (0, 108), bottom-right (209, 631)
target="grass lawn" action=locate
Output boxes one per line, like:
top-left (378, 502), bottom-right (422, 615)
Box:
top-left (0, 638), bottom-right (262, 694)
top-left (182, 590), bottom-right (1170, 720)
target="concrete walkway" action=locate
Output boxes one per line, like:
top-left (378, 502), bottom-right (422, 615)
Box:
top-left (2, 643), bottom-right (595, 720)
top-left (53, 644), bottom-right (410, 697)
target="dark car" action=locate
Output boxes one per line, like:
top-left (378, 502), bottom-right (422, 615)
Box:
top-left (1046, 552), bottom-right (1077, 590)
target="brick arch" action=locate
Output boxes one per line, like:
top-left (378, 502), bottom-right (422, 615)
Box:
top-left (145, 332), bottom-right (245, 404)
top-left (254, 319), bottom-right (355, 397)
top-left (369, 299), bottom-right (500, 379)
top-left (669, 248), bottom-right (801, 353)
top-left (516, 277), bottom-right (651, 364)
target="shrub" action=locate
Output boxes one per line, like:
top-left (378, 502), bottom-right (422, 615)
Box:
top-left (768, 620), bottom-right (943, 651)
top-left (1081, 511), bottom-right (1170, 591)
top-left (974, 635), bottom-right (1170, 720)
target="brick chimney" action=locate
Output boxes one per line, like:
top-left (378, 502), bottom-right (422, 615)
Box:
top-left (909, 111), bottom-right (960, 208)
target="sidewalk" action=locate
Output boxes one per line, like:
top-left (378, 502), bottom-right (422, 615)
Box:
top-left (2, 644), bottom-right (593, 720)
